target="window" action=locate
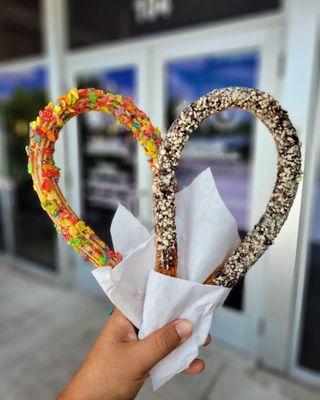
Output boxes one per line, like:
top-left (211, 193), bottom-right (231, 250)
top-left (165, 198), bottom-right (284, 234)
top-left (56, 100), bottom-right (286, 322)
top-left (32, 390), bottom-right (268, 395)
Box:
top-left (0, 66), bottom-right (56, 269)
top-left (298, 169), bottom-right (320, 372)
top-left (0, 1), bottom-right (43, 61)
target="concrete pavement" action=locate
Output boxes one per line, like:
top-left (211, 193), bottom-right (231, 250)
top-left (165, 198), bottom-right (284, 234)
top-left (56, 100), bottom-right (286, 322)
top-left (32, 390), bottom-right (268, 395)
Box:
top-left (0, 264), bottom-right (319, 400)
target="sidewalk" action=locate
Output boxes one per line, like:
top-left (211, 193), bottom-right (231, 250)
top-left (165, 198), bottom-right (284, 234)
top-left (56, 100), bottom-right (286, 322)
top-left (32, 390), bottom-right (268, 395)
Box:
top-left (0, 264), bottom-right (319, 400)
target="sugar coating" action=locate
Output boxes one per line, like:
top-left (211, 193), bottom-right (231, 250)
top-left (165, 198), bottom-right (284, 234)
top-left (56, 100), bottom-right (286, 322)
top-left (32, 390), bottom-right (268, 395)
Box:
top-left (153, 87), bottom-right (302, 287)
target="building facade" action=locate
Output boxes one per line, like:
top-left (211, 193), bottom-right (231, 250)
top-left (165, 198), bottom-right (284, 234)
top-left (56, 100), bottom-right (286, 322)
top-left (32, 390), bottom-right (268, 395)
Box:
top-left (0, 0), bottom-right (319, 386)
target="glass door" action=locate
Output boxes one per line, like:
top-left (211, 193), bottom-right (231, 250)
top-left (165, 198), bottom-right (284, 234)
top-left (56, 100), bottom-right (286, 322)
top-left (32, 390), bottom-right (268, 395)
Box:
top-left (68, 45), bottom-right (150, 294)
top-left (291, 76), bottom-right (320, 385)
top-left (0, 113), bottom-right (6, 253)
top-left (151, 22), bottom-right (282, 354)
top-left (0, 63), bottom-right (57, 270)
top-left (0, 182), bottom-right (5, 252)
top-left (166, 52), bottom-right (259, 311)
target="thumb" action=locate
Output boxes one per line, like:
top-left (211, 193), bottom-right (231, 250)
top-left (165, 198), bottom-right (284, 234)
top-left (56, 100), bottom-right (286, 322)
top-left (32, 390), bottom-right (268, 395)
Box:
top-left (134, 320), bottom-right (193, 373)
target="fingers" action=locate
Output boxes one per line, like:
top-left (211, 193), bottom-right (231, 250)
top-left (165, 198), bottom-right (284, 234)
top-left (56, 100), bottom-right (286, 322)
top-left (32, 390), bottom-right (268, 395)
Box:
top-left (183, 359), bottom-right (205, 375)
top-left (109, 308), bottom-right (132, 330)
top-left (111, 308), bottom-right (127, 321)
top-left (105, 308), bottom-right (138, 342)
top-left (135, 320), bottom-right (193, 372)
top-left (181, 334), bottom-right (211, 375)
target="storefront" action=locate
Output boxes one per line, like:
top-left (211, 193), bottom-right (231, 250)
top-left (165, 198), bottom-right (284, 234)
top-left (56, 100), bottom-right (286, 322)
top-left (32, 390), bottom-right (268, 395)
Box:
top-left (0, 0), bottom-right (319, 386)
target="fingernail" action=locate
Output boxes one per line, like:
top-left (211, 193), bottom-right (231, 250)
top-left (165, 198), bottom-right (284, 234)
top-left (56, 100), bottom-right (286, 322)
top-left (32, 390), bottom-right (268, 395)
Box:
top-left (175, 320), bottom-right (193, 340)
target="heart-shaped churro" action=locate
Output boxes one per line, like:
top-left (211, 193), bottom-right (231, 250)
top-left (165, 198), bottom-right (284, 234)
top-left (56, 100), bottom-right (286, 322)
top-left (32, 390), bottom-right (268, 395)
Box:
top-left (28, 88), bottom-right (161, 268)
top-left (29, 87), bottom-right (302, 288)
top-left (152, 87), bottom-right (302, 287)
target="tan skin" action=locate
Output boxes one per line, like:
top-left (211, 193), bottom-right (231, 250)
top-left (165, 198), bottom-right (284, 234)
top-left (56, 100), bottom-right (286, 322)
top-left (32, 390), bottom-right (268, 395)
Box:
top-left (58, 309), bottom-right (211, 400)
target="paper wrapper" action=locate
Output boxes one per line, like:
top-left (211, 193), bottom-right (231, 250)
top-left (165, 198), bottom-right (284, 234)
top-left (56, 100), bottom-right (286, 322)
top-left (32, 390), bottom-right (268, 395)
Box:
top-left (92, 168), bottom-right (240, 390)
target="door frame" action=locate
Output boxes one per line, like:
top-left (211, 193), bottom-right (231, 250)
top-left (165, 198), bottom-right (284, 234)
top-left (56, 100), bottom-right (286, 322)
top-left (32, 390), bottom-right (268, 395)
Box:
top-left (66, 13), bottom-right (284, 355)
top-left (66, 43), bottom-right (154, 293)
top-left (290, 72), bottom-right (320, 386)
top-left (143, 16), bottom-right (283, 356)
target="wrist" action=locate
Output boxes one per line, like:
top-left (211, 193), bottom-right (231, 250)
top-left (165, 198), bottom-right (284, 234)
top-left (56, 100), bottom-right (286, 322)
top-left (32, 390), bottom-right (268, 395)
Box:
top-left (58, 362), bottom-right (141, 400)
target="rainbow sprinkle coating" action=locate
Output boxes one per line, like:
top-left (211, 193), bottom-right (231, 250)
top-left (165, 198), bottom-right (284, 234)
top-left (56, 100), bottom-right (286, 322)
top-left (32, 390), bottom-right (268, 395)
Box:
top-left (28, 88), bottom-right (161, 268)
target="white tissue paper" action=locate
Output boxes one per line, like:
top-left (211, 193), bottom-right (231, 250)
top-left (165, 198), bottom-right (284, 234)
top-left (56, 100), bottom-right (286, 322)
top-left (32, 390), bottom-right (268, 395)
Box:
top-left (92, 168), bottom-right (240, 390)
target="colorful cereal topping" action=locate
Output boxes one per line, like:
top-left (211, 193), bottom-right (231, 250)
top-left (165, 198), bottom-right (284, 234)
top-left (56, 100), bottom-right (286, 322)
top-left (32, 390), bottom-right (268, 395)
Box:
top-left (28, 88), bottom-right (161, 268)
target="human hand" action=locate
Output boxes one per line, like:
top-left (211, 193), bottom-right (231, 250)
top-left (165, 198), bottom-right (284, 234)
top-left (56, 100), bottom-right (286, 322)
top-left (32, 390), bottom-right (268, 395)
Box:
top-left (58, 308), bottom-right (211, 400)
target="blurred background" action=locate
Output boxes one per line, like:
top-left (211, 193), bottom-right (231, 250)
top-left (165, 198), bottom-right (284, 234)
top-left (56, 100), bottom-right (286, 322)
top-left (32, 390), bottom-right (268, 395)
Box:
top-left (0, 0), bottom-right (319, 399)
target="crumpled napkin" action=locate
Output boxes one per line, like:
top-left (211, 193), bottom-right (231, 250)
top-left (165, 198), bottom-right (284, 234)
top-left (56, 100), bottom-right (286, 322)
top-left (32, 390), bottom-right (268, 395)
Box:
top-left (92, 168), bottom-right (240, 390)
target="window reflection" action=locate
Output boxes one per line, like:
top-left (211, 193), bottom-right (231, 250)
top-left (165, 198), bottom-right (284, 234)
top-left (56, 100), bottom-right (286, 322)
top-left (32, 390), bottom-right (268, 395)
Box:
top-left (77, 68), bottom-right (137, 245)
top-left (166, 53), bottom-right (259, 310)
top-left (0, 67), bottom-right (56, 269)
top-left (299, 172), bottom-right (320, 372)
top-left (0, 190), bottom-right (4, 250)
